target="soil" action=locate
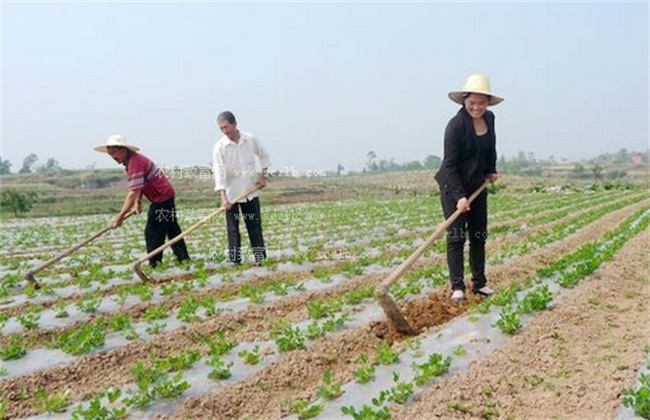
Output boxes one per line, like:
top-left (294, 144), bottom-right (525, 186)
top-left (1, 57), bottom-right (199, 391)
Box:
top-left (392, 228), bottom-right (649, 420)
top-left (1, 196), bottom-right (647, 419)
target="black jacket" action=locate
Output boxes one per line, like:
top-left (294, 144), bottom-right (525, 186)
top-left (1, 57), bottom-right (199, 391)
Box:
top-left (434, 107), bottom-right (497, 202)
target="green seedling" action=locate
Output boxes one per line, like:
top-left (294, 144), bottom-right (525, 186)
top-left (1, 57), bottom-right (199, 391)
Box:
top-left (452, 345), bottom-right (468, 357)
top-left (153, 373), bottom-right (190, 398)
top-left (291, 400), bottom-right (324, 419)
top-left (239, 284), bottom-right (265, 304)
top-left (143, 305), bottom-right (170, 322)
top-left (353, 354), bottom-right (376, 384)
top-left (177, 296), bottom-right (201, 323)
top-left (206, 331), bottom-right (237, 356)
top-left (238, 346), bottom-right (262, 365)
top-left (207, 355), bottom-right (233, 380)
top-left (76, 293), bottom-right (102, 314)
top-left (17, 311), bottom-right (41, 330)
top-left (108, 314), bottom-right (133, 332)
top-left (622, 372), bottom-right (650, 418)
top-left (57, 324), bottom-right (106, 355)
top-left (341, 404), bottom-right (391, 420)
top-left (200, 295), bottom-right (218, 316)
top-left (495, 307), bottom-right (521, 335)
top-left (374, 372), bottom-right (413, 405)
top-left (71, 395), bottom-right (127, 419)
top-left (318, 369), bottom-right (344, 400)
top-left (34, 388), bottom-right (71, 413)
top-left (412, 353), bottom-right (452, 386)
top-left (405, 338), bottom-right (423, 357)
top-left (54, 301), bottom-right (70, 318)
top-left (160, 282), bottom-right (180, 296)
top-left (345, 286), bottom-right (375, 305)
top-left (146, 321), bottom-right (166, 335)
top-left (0, 335), bottom-right (27, 361)
top-left (374, 341), bottom-right (399, 366)
top-left (518, 284), bottom-right (553, 313)
top-left (113, 289), bottom-right (130, 307)
top-left (271, 322), bottom-right (305, 352)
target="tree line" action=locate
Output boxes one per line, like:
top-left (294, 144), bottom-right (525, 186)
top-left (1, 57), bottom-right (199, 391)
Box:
top-left (0, 153), bottom-right (61, 175)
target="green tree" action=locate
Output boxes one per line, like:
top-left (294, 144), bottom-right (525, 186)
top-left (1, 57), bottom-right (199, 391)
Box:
top-left (18, 153), bottom-right (39, 174)
top-left (366, 151), bottom-right (378, 172)
top-left (37, 158), bottom-right (62, 173)
top-left (423, 155), bottom-right (442, 169)
top-left (1, 189), bottom-right (38, 217)
top-left (0, 158), bottom-right (11, 175)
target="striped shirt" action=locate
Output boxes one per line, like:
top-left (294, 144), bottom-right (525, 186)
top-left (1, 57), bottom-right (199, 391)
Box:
top-left (126, 152), bottom-right (175, 203)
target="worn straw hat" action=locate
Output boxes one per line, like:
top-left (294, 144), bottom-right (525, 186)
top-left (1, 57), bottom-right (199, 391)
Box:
top-left (448, 74), bottom-right (503, 106)
top-left (94, 134), bottom-right (140, 153)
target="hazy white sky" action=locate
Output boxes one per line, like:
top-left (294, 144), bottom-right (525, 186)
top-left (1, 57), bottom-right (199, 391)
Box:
top-left (1, 1), bottom-right (648, 173)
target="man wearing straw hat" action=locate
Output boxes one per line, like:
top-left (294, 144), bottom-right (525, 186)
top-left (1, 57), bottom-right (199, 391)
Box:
top-left (435, 74), bottom-right (502, 302)
top-left (94, 134), bottom-right (191, 268)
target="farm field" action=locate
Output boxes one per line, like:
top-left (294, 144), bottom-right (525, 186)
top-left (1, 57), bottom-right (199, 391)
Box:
top-left (1, 185), bottom-right (649, 419)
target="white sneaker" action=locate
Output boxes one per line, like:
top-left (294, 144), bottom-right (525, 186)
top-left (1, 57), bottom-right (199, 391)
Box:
top-left (474, 286), bottom-right (495, 296)
top-left (451, 290), bottom-right (465, 302)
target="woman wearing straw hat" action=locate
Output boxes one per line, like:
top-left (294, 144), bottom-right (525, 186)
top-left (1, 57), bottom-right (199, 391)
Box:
top-left (94, 134), bottom-right (191, 268)
top-left (434, 74), bottom-right (502, 302)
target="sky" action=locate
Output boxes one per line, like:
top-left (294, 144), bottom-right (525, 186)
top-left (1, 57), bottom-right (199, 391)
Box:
top-left (1, 1), bottom-right (648, 174)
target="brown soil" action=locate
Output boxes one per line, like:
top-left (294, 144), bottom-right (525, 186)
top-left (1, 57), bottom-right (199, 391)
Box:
top-left (392, 228), bottom-right (650, 420)
top-left (1, 198), bottom-right (647, 419)
top-left (167, 202), bottom-right (648, 419)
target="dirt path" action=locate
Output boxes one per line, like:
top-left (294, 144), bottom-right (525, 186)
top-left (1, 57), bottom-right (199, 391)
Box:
top-left (393, 227), bottom-right (650, 419)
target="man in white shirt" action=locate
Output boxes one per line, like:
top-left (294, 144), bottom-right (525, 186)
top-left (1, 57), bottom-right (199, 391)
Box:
top-left (213, 111), bottom-right (271, 265)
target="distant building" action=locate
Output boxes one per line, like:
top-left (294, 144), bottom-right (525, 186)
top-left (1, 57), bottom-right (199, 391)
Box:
top-left (631, 153), bottom-right (647, 165)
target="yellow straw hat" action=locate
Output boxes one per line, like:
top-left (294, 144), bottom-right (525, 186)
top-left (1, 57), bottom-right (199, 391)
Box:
top-left (448, 74), bottom-right (503, 106)
top-left (94, 134), bottom-right (140, 153)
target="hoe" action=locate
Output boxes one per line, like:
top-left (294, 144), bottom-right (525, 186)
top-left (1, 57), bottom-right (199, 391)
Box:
top-left (23, 211), bottom-right (136, 289)
top-left (376, 180), bottom-right (490, 335)
top-left (133, 186), bottom-right (260, 283)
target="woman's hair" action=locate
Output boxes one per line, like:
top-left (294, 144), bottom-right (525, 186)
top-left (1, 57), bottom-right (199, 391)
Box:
top-left (463, 92), bottom-right (492, 101)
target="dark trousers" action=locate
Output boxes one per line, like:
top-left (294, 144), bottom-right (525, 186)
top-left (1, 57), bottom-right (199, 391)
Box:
top-left (225, 197), bottom-right (266, 264)
top-left (440, 189), bottom-right (488, 291)
top-left (145, 198), bottom-right (190, 267)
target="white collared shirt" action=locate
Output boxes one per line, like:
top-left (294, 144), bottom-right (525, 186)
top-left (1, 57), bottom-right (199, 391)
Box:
top-left (212, 131), bottom-right (271, 202)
